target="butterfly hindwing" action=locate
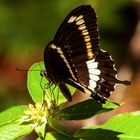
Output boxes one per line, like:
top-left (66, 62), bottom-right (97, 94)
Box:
top-left (88, 49), bottom-right (130, 102)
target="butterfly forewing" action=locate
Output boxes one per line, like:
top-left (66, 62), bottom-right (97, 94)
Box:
top-left (53, 5), bottom-right (99, 86)
top-left (54, 5), bottom-right (99, 60)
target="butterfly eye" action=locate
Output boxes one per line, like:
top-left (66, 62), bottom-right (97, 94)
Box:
top-left (40, 70), bottom-right (47, 77)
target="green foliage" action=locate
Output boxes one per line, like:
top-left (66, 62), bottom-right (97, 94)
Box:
top-left (75, 111), bottom-right (140, 140)
top-left (47, 119), bottom-right (69, 136)
top-left (0, 0), bottom-right (85, 53)
top-left (44, 132), bottom-right (78, 140)
top-left (56, 99), bottom-right (118, 120)
top-left (0, 105), bottom-right (28, 126)
top-left (0, 122), bottom-right (33, 140)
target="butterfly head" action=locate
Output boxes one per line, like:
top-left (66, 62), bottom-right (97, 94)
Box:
top-left (40, 70), bottom-right (48, 77)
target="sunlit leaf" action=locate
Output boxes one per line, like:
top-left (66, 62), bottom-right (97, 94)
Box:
top-left (75, 111), bottom-right (140, 140)
top-left (0, 105), bottom-right (28, 126)
top-left (44, 132), bottom-right (78, 140)
top-left (0, 122), bottom-right (33, 140)
top-left (48, 118), bottom-right (69, 136)
top-left (56, 99), bottom-right (118, 120)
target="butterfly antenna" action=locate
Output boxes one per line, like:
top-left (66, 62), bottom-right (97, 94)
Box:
top-left (16, 68), bottom-right (28, 71)
top-left (105, 97), bottom-right (120, 106)
top-left (28, 49), bottom-right (33, 56)
top-left (16, 68), bottom-right (41, 72)
top-left (28, 48), bottom-right (44, 74)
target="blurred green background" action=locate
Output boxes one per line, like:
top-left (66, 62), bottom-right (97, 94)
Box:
top-left (0, 0), bottom-right (139, 115)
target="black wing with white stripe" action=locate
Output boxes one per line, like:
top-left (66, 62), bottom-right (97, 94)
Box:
top-left (53, 5), bottom-right (99, 86)
top-left (54, 5), bottom-right (99, 60)
top-left (43, 5), bottom-right (131, 103)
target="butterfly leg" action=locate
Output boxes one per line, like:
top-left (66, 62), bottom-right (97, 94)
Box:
top-left (58, 83), bottom-right (72, 102)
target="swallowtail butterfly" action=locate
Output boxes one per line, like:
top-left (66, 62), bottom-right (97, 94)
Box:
top-left (42, 5), bottom-right (131, 103)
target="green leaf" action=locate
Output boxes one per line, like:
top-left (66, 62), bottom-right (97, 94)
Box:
top-left (75, 128), bottom-right (121, 140)
top-left (27, 62), bottom-right (76, 104)
top-left (44, 132), bottom-right (78, 140)
top-left (75, 111), bottom-right (140, 140)
top-left (48, 118), bottom-right (69, 136)
top-left (0, 122), bottom-right (33, 140)
top-left (56, 99), bottom-right (118, 120)
top-left (27, 61), bottom-right (45, 103)
top-left (102, 100), bottom-right (121, 109)
top-left (0, 105), bottom-right (28, 126)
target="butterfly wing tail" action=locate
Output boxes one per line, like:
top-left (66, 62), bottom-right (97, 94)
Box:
top-left (96, 49), bottom-right (131, 85)
top-left (116, 79), bottom-right (131, 85)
